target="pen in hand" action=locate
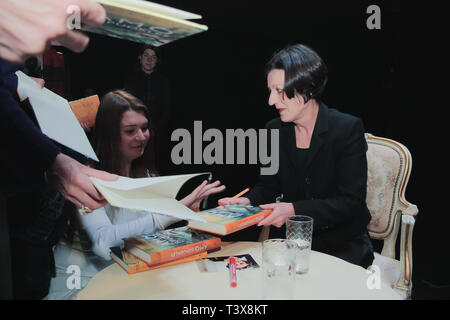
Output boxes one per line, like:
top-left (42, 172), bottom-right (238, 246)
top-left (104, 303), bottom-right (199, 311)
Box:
top-left (218, 188), bottom-right (249, 208)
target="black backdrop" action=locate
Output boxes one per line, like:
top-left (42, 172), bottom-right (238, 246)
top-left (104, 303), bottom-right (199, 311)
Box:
top-left (65, 0), bottom-right (449, 298)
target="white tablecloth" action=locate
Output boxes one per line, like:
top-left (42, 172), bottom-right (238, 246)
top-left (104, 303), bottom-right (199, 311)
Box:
top-left (75, 241), bottom-right (401, 300)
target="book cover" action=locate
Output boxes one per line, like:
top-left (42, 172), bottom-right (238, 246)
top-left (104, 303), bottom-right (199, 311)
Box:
top-left (110, 246), bottom-right (207, 274)
top-left (83, 0), bottom-right (208, 46)
top-left (123, 226), bottom-right (221, 266)
top-left (187, 204), bottom-right (273, 236)
top-left (69, 95), bottom-right (100, 128)
top-left (90, 173), bottom-right (210, 222)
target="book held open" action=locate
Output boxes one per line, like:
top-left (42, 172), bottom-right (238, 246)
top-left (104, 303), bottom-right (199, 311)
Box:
top-left (90, 173), bottom-right (210, 222)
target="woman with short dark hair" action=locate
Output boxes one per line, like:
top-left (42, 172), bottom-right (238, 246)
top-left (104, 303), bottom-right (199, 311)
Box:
top-left (219, 44), bottom-right (374, 268)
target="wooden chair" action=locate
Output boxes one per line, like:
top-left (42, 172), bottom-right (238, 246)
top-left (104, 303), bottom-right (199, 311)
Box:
top-left (365, 133), bottom-right (418, 299)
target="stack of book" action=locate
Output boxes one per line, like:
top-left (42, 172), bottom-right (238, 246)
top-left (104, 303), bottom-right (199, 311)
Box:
top-left (110, 226), bottom-right (221, 274)
top-left (97, 173), bottom-right (273, 274)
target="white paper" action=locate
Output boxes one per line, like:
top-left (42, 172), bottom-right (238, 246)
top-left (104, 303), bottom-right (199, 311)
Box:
top-left (15, 71), bottom-right (99, 161)
top-left (90, 173), bottom-right (211, 222)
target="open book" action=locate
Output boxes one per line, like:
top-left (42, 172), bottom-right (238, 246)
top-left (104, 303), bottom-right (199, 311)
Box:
top-left (90, 173), bottom-right (211, 222)
top-left (15, 71), bottom-right (99, 161)
top-left (83, 0), bottom-right (208, 46)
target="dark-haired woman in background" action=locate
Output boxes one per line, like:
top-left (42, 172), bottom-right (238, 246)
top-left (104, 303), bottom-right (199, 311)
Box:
top-left (219, 44), bottom-right (374, 268)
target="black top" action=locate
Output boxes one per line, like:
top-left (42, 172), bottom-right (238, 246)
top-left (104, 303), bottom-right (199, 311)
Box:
top-left (246, 102), bottom-right (373, 267)
top-left (295, 147), bottom-right (309, 200)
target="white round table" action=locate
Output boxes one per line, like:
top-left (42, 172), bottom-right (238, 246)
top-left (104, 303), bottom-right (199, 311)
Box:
top-left (75, 241), bottom-right (401, 300)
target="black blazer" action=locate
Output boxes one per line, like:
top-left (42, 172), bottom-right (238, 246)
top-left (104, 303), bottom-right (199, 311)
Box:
top-left (246, 103), bottom-right (373, 263)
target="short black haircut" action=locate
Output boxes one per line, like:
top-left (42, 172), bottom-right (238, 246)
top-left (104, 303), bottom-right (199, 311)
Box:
top-left (266, 44), bottom-right (328, 103)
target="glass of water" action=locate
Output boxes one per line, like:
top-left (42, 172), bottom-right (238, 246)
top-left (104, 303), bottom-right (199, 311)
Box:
top-left (261, 239), bottom-right (297, 299)
top-left (286, 215), bottom-right (313, 274)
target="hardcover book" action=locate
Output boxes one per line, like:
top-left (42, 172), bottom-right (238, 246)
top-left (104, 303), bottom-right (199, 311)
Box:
top-left (69, 95), bottom-right (100, 128)
top-left (187, 205), bottom-right (273, 236)
top-left (110, 246), bottom-right (207, 274)
top-left (123, 226), bottom-right (221, 266)
top-left (83, 0), bottom-right (208, 46)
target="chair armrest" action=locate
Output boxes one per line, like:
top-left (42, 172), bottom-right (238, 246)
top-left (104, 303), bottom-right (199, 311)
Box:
top-left (394, 214), bottom-right (415, 299)
top-left (403, 203), bottom-right (418, 216)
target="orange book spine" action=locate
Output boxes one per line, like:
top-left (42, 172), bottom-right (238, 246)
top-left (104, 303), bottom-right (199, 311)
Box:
top-left (224, 209), bottom-right (272, 234)
top-left (135, 237), bottom-right (221, 266)
top-left (189, 209), bottom-right (273, 235)
top-left (113, 251), bottom-right (207, 274)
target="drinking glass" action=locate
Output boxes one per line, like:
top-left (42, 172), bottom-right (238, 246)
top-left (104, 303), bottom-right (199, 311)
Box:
top-left (286, 215), bottom-right (313, 274)
top-left (261, 239), bottom-right (297, 299)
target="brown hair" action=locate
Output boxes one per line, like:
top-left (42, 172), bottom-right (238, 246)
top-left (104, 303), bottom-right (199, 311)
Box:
top-left (91, 89), bottom-right (157, 177)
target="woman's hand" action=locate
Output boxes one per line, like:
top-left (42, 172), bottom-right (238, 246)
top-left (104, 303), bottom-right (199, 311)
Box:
top-left (257, 202), bottom-right (295, 228)
top-left (180, 180), bottom-right (226, 212)
top-left (217, 196), bottom-right (250, 207)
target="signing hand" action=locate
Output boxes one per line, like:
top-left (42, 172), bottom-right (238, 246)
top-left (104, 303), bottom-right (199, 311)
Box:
top-left (181, 180), bottom-right (226, 212)
top-left (47, 153), bottom-right (118, 212)
top-left (217, 196), bottom-right (250, 207)
top-left (0, 0), bottom-right (106, 64)
top-left (257, 202), bottom-right (295, 228)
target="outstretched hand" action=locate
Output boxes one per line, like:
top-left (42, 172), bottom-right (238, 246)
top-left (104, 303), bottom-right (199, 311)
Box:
top-left (47, 153), bottom-right (118, 212)
top-left (181, 180), bottom-right (226, 212)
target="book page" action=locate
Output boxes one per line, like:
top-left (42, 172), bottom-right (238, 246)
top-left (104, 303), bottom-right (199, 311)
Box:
top-left (15, 71), bottom-right (99, 161)
top-left (91, 173), bottom-right (211, 222)
top-left (97, 0), bottom-right (202, 20)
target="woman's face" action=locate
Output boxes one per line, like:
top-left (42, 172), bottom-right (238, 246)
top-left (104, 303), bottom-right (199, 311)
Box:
top-left (119, 110), bottom-right (150, 162)
top-left (140, 48), bottom-right (157, 73)
top-left (267, 69), bottom-right (306, 123)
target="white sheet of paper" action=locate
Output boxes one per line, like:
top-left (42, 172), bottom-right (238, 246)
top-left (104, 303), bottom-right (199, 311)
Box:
top-left (90, 173), bottom-right (211, 222)
top-left (15, 71), bottom-right (98, 161)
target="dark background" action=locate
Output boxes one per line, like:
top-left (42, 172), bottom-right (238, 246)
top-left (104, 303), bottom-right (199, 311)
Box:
top-left (64, 0), bottom-right (449, 299)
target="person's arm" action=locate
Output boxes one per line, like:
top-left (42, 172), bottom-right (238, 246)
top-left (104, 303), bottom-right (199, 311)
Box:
top-left (0, 60), bottom-right (117, 207)
top-left (0, 0), bottom-right (105, 64)
top-left (80, 207), bottom-right (178, 259)
top-left (0, 61), bottom-right (61, 195)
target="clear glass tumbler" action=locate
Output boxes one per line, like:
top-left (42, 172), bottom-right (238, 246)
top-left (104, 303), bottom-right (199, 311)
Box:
top-left (286, 215), bottom-right (313, 274)
top-left (262, 239), bottom-right (297, 299)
